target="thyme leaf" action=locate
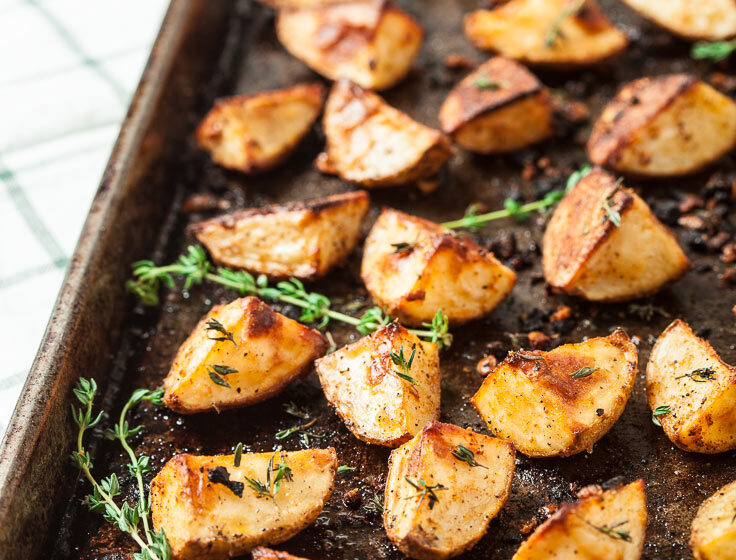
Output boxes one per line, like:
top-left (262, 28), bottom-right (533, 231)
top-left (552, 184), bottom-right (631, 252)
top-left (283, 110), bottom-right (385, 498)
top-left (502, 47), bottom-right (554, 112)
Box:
top-left (545, 0), bottom-right (586, 47)
top-left (651, 405), bottom-right (671, 427)
top-left (389, 344), bottom-right (418, 385)
top-left (474, 77), bottom-right (504, 90)
top-left (275, 418), bottom-right (325, 448)
top-left (405, 477), bottom-right (445, 512)
top-left (244, 451), bottom-right (292, 499)
top-left (337, 465), bottom-right (357, 475)
top-left (391, 242), bottom-right (415, 253)
top-left (515, 352), bottom-right (546, 362)
top-left (205, 318), bottom-right (237, 347)
top-left (233, 442), bottom-right (243, 467)
top-left (692, 39), bottom-right (736, 62)
top-left (601, 179), bottom-right (624, 227)
top-left (588, 520), bottom-right (632, 542)
top-left (451, 445), bottom-right (488, 468)
top-left (570, 366), bottom-right (598, 378)
top-left (676, 367), bottom-right (716, 383)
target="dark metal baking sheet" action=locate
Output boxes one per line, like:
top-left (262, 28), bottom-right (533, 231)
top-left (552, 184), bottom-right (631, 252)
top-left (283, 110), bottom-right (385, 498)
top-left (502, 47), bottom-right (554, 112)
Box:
top-left (2, 1), bottom-right (736, 559)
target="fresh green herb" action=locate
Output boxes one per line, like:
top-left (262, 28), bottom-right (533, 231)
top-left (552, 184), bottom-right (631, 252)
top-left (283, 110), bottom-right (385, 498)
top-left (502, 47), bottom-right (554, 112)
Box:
top-left (651, 405), bottom-right (671, 427)
top-left (474, 77), bottom-right (503, 90)
top-left (206, 364), bottom-right (236, 388)
top-left (127, 246), bottom-right (452, 349)
top-left (368, 493), bottom-right (384, 514)
top-left (391, 242), bottom-right (415, 253)
top-left (70, 379), bottom-right (171, 560)
top-left (205, 318), bottom-right (237, 347)
top-left (451, 445), bottom-right (488, 468)
top-left (244, 451), bottom-right (292, 499)
top-left (515, 352), bottom-right (546, 362)
top-left (275, 418), bottom-right (325, 447)
top-left (601, 179), bottom-right (624, 227)
top-left (545, 0), bottom-right (586, 47)
top-left (676, 367), bottom-right (716, 382)
top-left (692, 39), bottom-right (736, 62)
top-left (628, 303), bottom-right (670, 321)
top-left (283, 401), bottom-right (310, 420)
top-left (588, 520), bottom-right (632, 542)
top-left (337, 465), bottom-right (357, 475)
top-left (389, 344), bottom-right (418, 385)
top-left (404, 477), bottom-right (445, 512)
top-left (570, 366), bottom-right (598, 378)
top-left (233, 442), bottom-right (243, 467)
top-left (566, 164), bottom-right (592, 192)
top-left (208, 466), bottom-right (244, 498)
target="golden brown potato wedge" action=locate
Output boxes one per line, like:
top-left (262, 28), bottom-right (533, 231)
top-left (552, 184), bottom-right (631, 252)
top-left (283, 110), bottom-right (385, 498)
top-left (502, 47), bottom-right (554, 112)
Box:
top-left (151, 448), bottom-right (336, 560)
top-left (361, 208), bottom-right (516, 326)
top-left (438, 56), bottom-right (553, 154)
top-left (542, 166), bottom-right (690, 302)
top-left (587, 75), bottom-right (736, 177)
top-left (196, 83), bottom-right (324, 173)
top-left (164, 297), bottom-right (327, 414)
top-left (690, 479), bottom-right (736, 560)
top-left (620, 0), bottom-right (736, 41)
top-left (384, 421), bottom-right (515, 559)
top-left (472, 328), bottom-right (638, 458)
top-left (252, 547), bottom-right (310, 560)
top-left (317, 79), bottom-right (452, 188)
top-left (190, 191), bottom-right (369, 280)
top-left (464, 0), bottom-right (628, 68)
top-left (647, 319), bottom-right (736, 454)
top-left (275, 0), bottom-right (422, 90)
top-left (315, 322), bottom-right (440, 447)
top-left (512, 480), bottom-right (647, 560)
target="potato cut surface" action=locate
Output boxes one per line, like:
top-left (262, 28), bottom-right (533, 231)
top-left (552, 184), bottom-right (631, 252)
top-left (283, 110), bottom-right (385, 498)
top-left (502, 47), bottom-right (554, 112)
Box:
top-left (361, 208), bottom-right (516, 325)
top-left (275, 0), bottom-right (422, 90)
top-left (438, 56), bottom-right (553, 153)
top-left (150, 448), bottom-right (336, 560)
top-left (191, 191), bottom-right (369, 280)
top-left (315, 322), bottom-right (440, 447)
top-left (647, 319), bottom-right (736, 454)
top-left (620, 0), bottom-right (736, 41)
top-left (196, 83), bottom-right (323, 173)
top-left (543, 166), bottom-right (690, 302)
top-left (587, 75), bottom-right (736, 177)
top-left (472, 328), bottom-right (637, 457)
top-left (384, 421), bottom-right (515, 559)
top-left (464, 0), bottom-right (627, 67)
top-left (690, 479), bottom-right (736, 560)
top-left (164, 297), bottom-right (327, 414)
top-left (512, 480), bottom-right (647, 560)
top-left (318, 79), bottom-right (452, 187)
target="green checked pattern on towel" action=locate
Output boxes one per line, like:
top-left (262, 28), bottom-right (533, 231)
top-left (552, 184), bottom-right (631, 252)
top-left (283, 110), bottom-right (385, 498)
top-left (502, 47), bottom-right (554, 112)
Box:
top-left (0, 0), bottom-right (168, 437)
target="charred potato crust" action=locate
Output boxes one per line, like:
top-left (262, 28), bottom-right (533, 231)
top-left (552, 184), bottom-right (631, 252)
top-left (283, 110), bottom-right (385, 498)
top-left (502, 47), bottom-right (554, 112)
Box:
top-left (690, 479), bottom-right (736, 559)
top-left (384, 422), bottom-right (515, 559)
top-left (195, 83), bottom-right (324, 173)
top-left (318, 79), bottom-right (452, 187)
top-left (252, 547), bottom-right (310, 560)
top-left (151, 449), bottom-right (336, 560)
top-left (472, 329), bottom-right (638, 458)
top-left (163, 297), bottom-right (327, 414)
top-left (542, 167), bottom-right (690, 302)
top-left (438, 56), bottom-right (553, 153)
top-left (619, 0), bottom-right (736, 41)
top-left (647, 319), bottom-right (736, 454)
top-left (587, 74), bottom-right (736, 177)
top-left (189, 191), bottom-right (370, 280)
top-left (512, 480), bottom-right (647, 560)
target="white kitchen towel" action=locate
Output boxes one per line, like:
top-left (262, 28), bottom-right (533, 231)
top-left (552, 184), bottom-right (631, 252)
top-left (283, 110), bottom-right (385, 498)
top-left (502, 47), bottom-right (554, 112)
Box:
top-left (0, 0), bottom-right (169, 436)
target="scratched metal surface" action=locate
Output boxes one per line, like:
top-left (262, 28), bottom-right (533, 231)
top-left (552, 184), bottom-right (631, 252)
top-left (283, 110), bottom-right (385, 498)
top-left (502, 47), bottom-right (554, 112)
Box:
top-left (49, 1), bottom-right (736, 559)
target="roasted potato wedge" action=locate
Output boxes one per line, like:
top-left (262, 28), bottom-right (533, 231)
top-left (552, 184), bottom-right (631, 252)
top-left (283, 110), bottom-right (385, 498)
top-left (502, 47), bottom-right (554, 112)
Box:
top-left (317, 79), bottom-right (452, 188)
top-left (164, 297), bottom-right (327, 414)
top-left (190, 191), bottom-right (369, 280)
top-left (150, 448), bottom-right (336, 560)
top-left (587, 75), bottom-right (736, 177)
top-left (647, 319), bottom-right (736, 454)
top-left (512, 480), bottom-right (647, 560)
top-left (690, 479), bottom-right (736, 559)
top-left (438, 56), bottom-right (553, 154)
top-left (195, 83), bottom-right (323, 173)
top-left (620, 0), bottom-right (736, 41)
top-left (464, 0), bottom-right (628, 68)
top-left (361, 208), bottom-right (516, 326)
top-left (252, 547), bottom-right (310, 560)
top-left (543, 167), bottom-right (690, 302)
top-left (384, 421), bottom-right (515, 559)
top-left (275, 0), bottom-right (422, 90)
top-left (315, 322), bottom-right (440, 447)
top-left (472, 328), bottom-right (638, 458)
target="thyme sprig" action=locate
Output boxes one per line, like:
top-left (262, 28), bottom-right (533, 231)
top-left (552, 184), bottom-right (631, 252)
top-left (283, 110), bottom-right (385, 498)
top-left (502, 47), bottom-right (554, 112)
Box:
top-left (601, 178), bottom-right (624, 227)
top-left (205, 318), bottom-right (237, 347)
top-left (390, 343), bottom-right (418, 385)
top-left (545, 0), bottom-right (586, 47)
top-left (570, 366), bottom-right (598, 378)
top-left (127, 246), bottom-right (452, 349)
top-left (451, 445), bottom-right (488, 468)
top-left (676, 367), bottom-right (716, 383)
top-left (692, 39), bottom-right (736, 62)
top-left (391, 241), bottom-right (415, 253)
top-left (441, 165), bottom-right (591, 232)
top-left (474, 77), bottom-right (504, 90)
top-left (243, 451), bottom-right (292, 499)
top-left (405, 477), bottom-right (445, 512)
top-left (71, 379), bottom-right (171, 560)
top-left (588, 520), bottom-right (632, 542)
top-left (651, 405), bottom-right (671, 427)
top-left (368, 493), bottom-right (384, 514)
top-left (275, 418), bottom-right (326, 447)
